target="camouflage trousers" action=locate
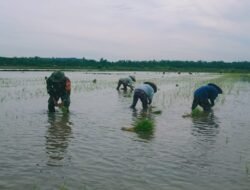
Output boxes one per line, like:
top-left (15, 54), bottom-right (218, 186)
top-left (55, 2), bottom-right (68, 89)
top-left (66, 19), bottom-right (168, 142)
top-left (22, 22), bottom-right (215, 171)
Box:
top-left (48, 93), bottom-right (70, 112)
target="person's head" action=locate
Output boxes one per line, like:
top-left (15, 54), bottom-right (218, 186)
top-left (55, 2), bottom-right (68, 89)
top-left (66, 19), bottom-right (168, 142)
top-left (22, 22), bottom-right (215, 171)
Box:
top-left (208, 83), bottom-right (223, 94)
top-left (129, 75), bottom-right (136, 82)
top-left (144, 82), bottom-right (157, 93)
top-left (51, 71), bottom-right (65, 82)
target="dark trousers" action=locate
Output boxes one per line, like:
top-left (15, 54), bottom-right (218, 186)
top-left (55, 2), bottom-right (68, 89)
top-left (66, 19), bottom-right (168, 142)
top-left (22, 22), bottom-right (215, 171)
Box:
top-left (192, 96), bottom-right (211, 111)
top-left (48, 93), bottom-right (70, 112)
top-left (130, 89), bottom-right (148, 110)
top-left (116, 80), bottom-right (130, 91)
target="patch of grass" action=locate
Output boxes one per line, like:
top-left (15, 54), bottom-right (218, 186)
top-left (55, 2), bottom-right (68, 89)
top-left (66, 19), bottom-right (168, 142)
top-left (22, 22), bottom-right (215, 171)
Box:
top-left (134, 118), bottom-right (154, 132)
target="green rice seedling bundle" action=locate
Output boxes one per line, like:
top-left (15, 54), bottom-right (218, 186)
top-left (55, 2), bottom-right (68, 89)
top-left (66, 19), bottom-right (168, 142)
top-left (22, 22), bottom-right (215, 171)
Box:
top-left (191, 108), bottom-right (204, 117)
top-left (134, 118), bottom-right (154, 132)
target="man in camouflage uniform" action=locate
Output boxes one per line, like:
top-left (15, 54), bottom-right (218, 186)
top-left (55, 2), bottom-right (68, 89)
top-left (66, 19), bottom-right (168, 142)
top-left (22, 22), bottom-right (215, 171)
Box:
top-left (46, 71), bottom-right (71, 112)
top-left (116, 75), bottom-right (136, 91)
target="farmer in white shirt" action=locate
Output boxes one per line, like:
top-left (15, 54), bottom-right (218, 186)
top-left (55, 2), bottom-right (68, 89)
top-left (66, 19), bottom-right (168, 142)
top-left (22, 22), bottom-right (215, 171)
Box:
top-left (130, 82), bottom-right (157, 110)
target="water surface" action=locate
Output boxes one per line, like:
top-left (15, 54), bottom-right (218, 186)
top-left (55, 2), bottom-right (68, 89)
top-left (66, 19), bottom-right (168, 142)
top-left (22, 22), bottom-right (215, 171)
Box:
top-left (0, 71), bottom-right (249, 190)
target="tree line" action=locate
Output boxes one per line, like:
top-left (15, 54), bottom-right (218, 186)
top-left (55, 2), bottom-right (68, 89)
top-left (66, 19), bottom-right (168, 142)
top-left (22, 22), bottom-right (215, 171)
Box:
top-left (0, 56), bottom-right (250, 72)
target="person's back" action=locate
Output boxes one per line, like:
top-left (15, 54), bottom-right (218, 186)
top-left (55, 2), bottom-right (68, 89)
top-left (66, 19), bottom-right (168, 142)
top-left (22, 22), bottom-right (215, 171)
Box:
top-left (194, 85), bottom-right (219, 101)
top-left (130, 82), bottom-right (157, 110)
top-left (136, 84), bottom-right (154, 101)
top-left (47, 71), bottom-right (67, 96)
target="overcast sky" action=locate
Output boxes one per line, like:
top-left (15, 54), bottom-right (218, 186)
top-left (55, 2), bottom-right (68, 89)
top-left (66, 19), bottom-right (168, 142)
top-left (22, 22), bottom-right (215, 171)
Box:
top-left (1, 0), bottom-right (250, 61)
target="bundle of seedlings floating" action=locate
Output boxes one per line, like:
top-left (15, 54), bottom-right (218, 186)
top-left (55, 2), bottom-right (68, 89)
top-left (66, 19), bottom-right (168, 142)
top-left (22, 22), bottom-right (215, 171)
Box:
top-left (134, 118), bottom-right (154, 132)
top-left (121, 118), bottom-right (155, 132)
top-left (191, 108), bottom-right (205, 117)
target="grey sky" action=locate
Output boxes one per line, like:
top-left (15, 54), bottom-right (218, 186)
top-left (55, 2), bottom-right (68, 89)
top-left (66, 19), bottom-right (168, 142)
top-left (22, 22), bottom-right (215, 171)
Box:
top-left (1, 0), bottom-right (250, 61)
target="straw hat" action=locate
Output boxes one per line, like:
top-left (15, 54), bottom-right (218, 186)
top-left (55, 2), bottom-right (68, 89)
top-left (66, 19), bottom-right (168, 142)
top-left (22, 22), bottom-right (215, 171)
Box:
top-left (208, 83), bottom-right (223, 94)
top-left (129, 75), bottom-right (136, 82)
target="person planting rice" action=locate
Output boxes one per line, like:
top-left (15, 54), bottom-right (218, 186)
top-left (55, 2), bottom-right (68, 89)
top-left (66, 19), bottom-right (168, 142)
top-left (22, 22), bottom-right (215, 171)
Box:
top-left (116, 75), bottom-right (136, 91)
top-left (192, 83), bottom-right (223, 111)
top-left (46, 71), bottom-right (71, 112)
top-left (130, 82), bottom-right (157, 110)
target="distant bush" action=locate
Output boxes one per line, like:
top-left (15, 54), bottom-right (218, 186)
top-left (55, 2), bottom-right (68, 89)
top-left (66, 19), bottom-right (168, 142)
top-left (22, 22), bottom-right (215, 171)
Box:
top-left (0, 56), bottom-right (250, 72)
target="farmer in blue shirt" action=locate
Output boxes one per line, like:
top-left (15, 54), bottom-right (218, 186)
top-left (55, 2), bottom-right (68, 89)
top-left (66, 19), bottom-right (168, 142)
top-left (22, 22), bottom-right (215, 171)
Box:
top-left (116, 75), bottom-right (136, 91)
top-left (130, 82), bottom-right (157, 110)
top-left (192, 83), bottom-right (223, 111)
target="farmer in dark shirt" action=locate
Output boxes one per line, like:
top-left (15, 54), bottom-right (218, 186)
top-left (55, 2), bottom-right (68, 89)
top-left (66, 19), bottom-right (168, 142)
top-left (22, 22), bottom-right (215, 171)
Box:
top-left (46, 71), bottom-right (71, 112)
top-left (192, 83), bottom-right (222, 111)
top-left (130, 82), bottom-right (157, 110)
top-left (116, 76), bottom-right (136, 91)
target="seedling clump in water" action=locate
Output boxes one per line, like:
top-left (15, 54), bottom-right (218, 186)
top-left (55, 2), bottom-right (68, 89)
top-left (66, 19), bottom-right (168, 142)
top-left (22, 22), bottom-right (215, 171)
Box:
top-left (134, 118), bottom-right (154, 132)
top-left (191, 108), bottom-right (204, 117)
top-left (121, 118), bottom-right (154, 132)
top-left (182, 108), bottom-right (205, 118)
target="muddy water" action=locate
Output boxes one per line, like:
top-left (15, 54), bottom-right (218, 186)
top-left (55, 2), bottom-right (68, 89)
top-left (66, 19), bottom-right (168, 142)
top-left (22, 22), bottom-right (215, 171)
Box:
top-left (0, 71), bottom-right (249, 190)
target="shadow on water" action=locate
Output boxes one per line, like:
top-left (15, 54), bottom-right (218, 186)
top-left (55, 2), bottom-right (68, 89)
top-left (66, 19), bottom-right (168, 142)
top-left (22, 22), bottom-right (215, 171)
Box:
top-left (191, 110), bottom-right (220, 143)
top-left (45, 112), bottom-right (73, 166)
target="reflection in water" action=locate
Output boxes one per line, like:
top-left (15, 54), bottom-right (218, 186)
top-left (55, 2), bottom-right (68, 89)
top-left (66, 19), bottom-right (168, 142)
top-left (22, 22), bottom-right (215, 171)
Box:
top-left (46, 113), bottom-right (73, 166)
top-left (131, 109), bottom-right (156, 141)
top-left (191, 111), bottom-right (220, 141)
top-left (186, 111), bottom-right (221, 169)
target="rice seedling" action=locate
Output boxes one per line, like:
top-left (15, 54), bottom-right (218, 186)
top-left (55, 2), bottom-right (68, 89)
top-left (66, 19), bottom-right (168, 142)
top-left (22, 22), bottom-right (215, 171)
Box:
top-left (31, 184), bottom-right (40, 190)
top-left (133, 118), bottom-right (155, 132)
top-left (54, 183), bottom-right (69, 190)
top-left (182, 108), bottom-right (207, 118)
top-left (60, 106), bottom-right (69, 114)
top-left (191, 108), bottom-right (204, 117)
top-left (121, 118), bottom-right (155, 133)
top-left (246, 162), bottom-right (249, 174)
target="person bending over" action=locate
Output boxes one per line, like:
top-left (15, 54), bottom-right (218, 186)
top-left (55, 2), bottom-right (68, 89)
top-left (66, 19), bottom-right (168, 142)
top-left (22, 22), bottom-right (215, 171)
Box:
top-left (192, 83), bottom-right (222, 111)
top-left (116, 75), bottom-right (136, 91)
top-left (130, 82), bottom-right (157, 110)
top-left (46, 71), bottom-right (71, 112)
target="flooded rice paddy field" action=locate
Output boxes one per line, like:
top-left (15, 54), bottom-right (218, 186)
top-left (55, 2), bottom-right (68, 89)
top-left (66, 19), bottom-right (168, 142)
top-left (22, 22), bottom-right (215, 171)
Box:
top-left (0, 71), bottom-right (250, 190)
